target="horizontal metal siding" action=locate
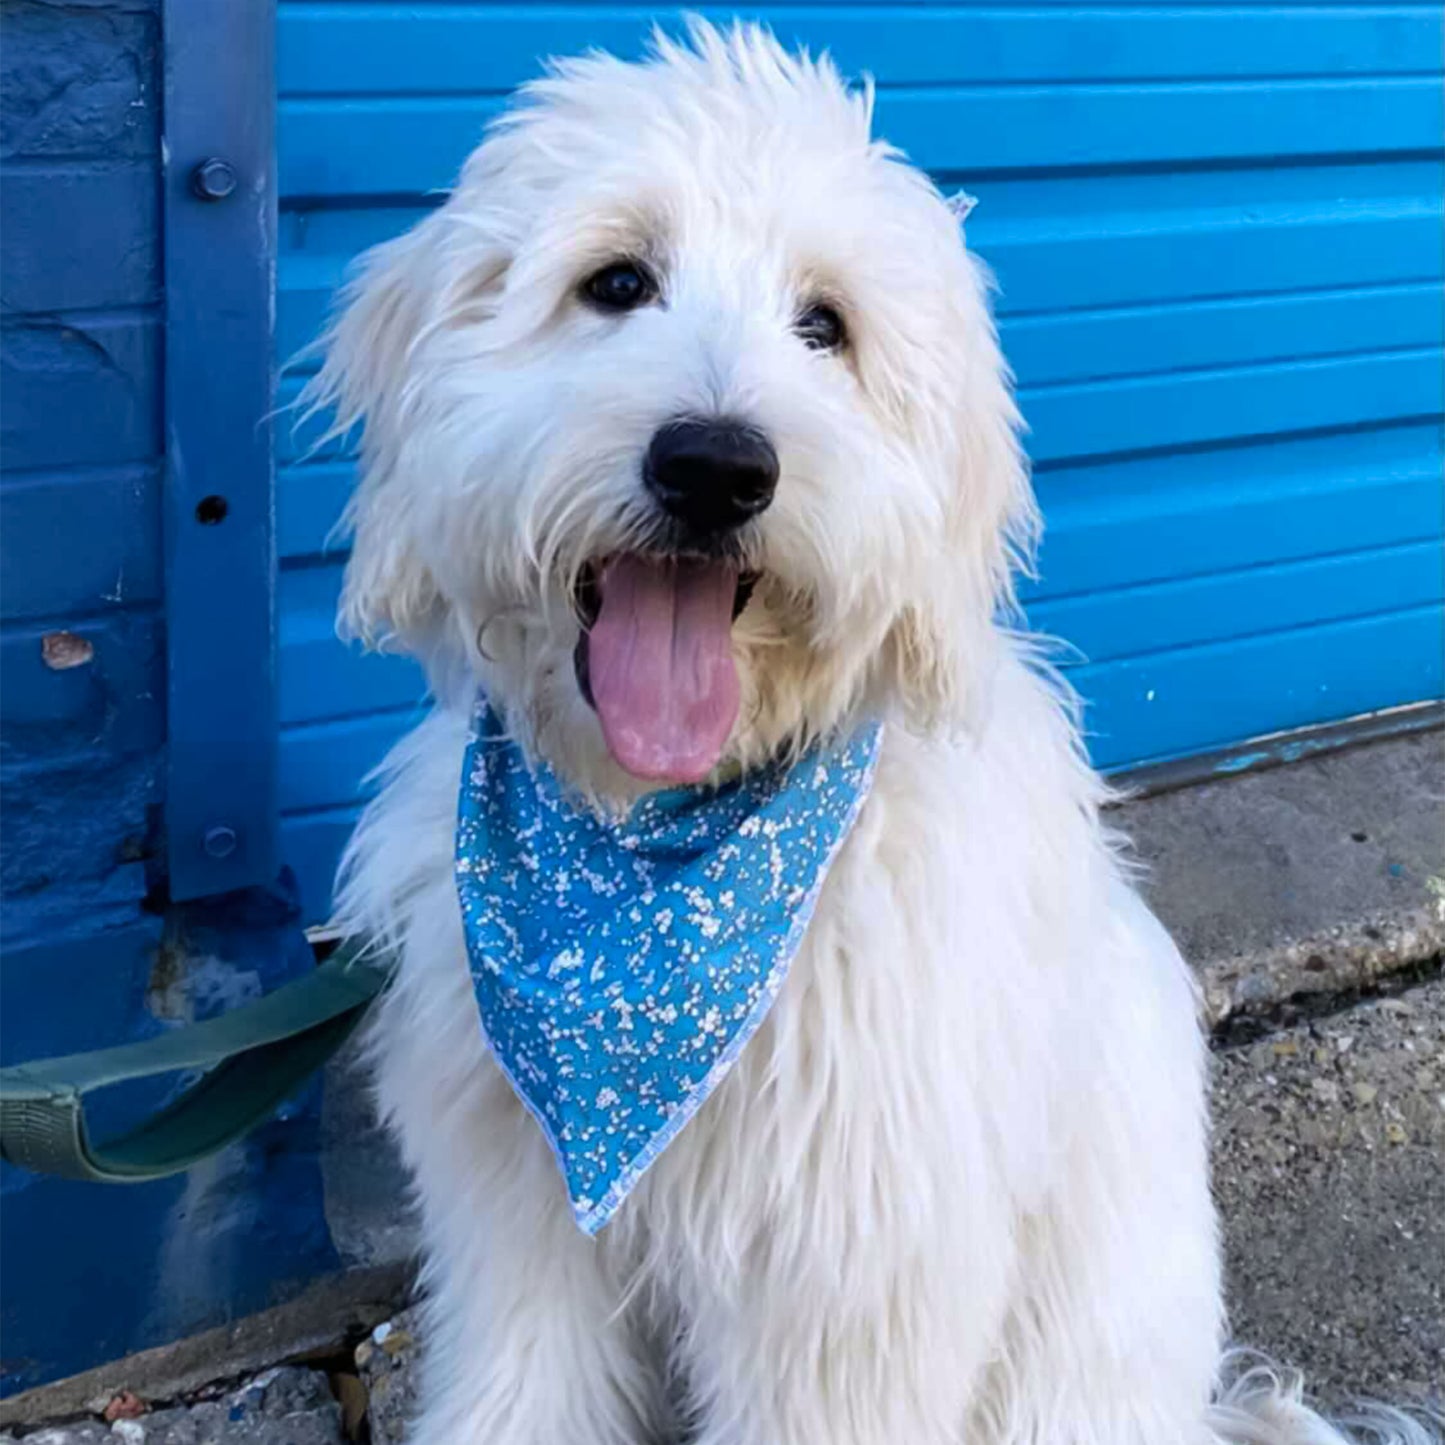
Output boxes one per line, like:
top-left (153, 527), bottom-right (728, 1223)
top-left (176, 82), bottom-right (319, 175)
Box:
top-left (275, 2), bottom-right (1445, 924)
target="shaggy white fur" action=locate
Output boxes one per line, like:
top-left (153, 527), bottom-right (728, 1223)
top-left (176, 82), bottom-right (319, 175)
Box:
top-left (310, 22), bottom-right (1436, 1445)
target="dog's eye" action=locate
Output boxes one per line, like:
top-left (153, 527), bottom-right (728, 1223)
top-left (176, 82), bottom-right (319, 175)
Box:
top-left (794, 302), bottom-right (846, 352)
top-left (582, 261), bottom-right (658, 313)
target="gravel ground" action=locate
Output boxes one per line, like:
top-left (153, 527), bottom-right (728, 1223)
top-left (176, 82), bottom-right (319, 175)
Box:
top-left (0, 1369), bottom-right (344, 1445)
top-left (1213, 975), bottom-right (1445, 1408)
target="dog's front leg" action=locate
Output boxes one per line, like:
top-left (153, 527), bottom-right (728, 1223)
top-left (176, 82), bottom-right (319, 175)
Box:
top-left (673, 1243), bottom-right (1003, 1445)
top-left (370, 892), bottom-right (663, 1445)
top-left (400, 1144), bottom-right (660, 1445)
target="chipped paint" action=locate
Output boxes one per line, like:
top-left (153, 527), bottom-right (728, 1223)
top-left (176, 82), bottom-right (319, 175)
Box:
top-left (1114, 700), bottom-right (1445, 799)
top-left (40, 631), bottom-right (94, 670)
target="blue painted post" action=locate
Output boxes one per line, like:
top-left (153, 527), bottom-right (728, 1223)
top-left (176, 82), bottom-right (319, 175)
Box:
top-left (162, 1), bottom-right (280, 900)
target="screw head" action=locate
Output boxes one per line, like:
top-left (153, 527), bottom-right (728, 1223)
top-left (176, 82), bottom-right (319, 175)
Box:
top-left (202, 825), bottom-right (239, 859)
top-left (191, 158), bottom-right (237, 201)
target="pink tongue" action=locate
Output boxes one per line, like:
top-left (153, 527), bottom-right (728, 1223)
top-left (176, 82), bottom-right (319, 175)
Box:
top-left (587, 556), bottom-right (740, 783)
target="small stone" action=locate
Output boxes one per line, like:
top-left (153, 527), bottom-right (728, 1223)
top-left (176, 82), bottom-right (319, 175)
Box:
top-left (1310, 1078), bottom-right (1340, 1104)
top-left (1273, 1039), bottom-right (1300, 1058)
top-left (1351, 1082), bottom-right (1379, 1106)
top-left (1385, 1121), bottom-right (1409, 1145)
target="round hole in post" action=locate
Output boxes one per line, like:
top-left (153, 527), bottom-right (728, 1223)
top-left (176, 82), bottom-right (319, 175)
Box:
top-left (195, 494), bottom-right (229, 525)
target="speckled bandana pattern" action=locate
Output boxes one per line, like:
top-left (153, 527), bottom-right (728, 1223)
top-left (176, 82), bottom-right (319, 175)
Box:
top-left (455, 700), bottom-right (883, 1234)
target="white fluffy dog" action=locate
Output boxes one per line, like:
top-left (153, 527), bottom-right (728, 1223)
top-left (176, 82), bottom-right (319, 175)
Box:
top-left (313, 23), bottom-right (1430, 1445)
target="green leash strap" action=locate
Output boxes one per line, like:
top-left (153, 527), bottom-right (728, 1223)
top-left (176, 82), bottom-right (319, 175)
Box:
top-left (0, 947), bottom-right (392, 1184)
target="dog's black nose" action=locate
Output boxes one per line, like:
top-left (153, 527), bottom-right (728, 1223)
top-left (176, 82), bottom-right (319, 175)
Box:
top-left (644, 418), bottom-right (779, 538)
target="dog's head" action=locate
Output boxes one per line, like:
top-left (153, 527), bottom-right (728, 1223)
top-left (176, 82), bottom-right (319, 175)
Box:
top-left (313, 20), bottom-right (1034, 797)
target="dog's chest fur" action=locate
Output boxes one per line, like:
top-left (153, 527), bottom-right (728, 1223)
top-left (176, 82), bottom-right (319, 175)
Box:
top-left (609, 678), bottom-right (1102, 1280)
top-left (343, 650), bottom-right (1219, 1438)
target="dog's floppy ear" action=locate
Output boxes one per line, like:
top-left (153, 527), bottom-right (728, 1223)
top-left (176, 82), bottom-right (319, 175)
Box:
top-left (301, 220), bottom-right (447, 650)
top-left (304, 207), bottom-right (510, 651)
top-left (884, 246), bottom-right (1037, 730)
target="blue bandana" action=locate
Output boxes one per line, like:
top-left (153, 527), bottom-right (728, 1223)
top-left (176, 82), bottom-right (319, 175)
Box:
top-left (455, 700), bottom-right (883, 1234)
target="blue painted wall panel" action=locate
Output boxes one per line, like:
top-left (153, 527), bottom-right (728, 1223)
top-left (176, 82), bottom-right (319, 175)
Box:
top-left (0, 1), bottom-right (158, 160)
top-left (0, 315), bottom-right (161, 472)
top-left (272, 1), bottom-right (1445, 924)
top-left (1, 0), bottom-right (172, 1394)
top-left (0, 0), bottom-right (166, 1021)
top-left (276, 77), bottom-right (1442, 196)
top-left (0, 0), bottom-right (339, 1394)
top-left (1077, 607), bottom-right (1445, 770)
top-left (0, 166), bottom-right (159, 314)
top-left (0, 467), bottom-right (163, 621)
top-left (277, 6), bottom-right (1443, 91)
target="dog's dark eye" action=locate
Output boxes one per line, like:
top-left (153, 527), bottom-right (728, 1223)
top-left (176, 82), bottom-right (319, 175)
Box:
top-left (795, 302), bottom-right (846, 352)
top-left (582, 261), bottom-right (658, 313)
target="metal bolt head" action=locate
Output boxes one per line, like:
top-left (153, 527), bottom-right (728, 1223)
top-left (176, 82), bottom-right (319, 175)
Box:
top-left (202, 825), bottom-right (239, 859)
top-left (191, 158), bottom-right (237, 201)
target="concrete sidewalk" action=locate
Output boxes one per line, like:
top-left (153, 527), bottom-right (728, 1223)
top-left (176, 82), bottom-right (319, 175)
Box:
top-left (4, 728), bottom-right (1441, 1439)
top-left (1125, 726), bottom-right (1443, 1027)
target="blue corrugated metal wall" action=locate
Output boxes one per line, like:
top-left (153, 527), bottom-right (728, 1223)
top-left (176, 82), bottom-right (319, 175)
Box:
top-left (275, 3), bottom-right (1445, 925)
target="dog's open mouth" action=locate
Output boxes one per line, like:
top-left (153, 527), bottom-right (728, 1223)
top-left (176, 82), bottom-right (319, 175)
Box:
top-left (573, 556), bottom-right (758, 784)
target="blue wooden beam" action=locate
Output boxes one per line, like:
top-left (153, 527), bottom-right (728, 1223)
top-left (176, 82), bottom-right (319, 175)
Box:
top-left (162, 1), bottom-right (279, 899)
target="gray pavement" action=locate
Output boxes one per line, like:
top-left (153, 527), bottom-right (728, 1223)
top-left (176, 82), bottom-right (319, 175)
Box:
top-left (1123, 728), bottom-right (1444, 1025)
